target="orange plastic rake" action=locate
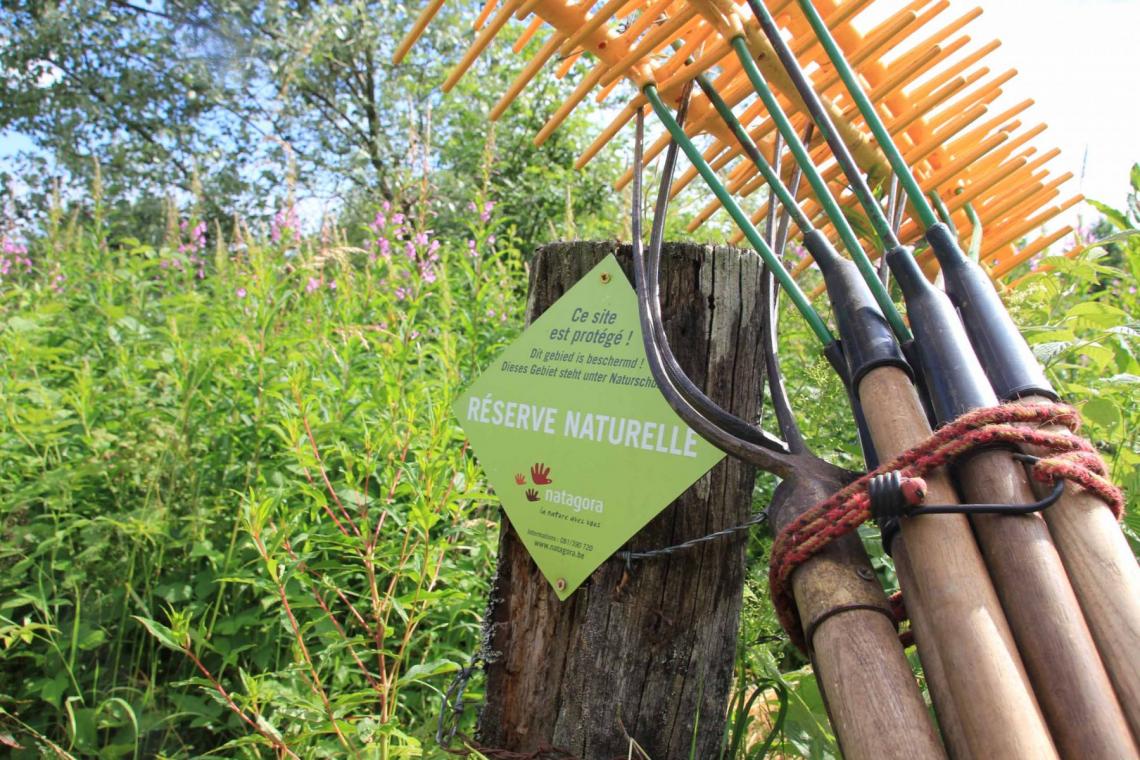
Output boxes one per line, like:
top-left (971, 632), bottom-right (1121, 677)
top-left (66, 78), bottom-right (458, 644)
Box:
top-left (395, 0), bottom-right (1075, 285)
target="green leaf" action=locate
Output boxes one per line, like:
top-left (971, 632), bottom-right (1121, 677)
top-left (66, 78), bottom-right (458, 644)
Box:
top-left (132, 616), bottom-right (184, 651)
top-left (41, 671), bottom-right (70, 710)
top-left (397, 658), bottom-right (459, 686)
top-left (1080, 398), bottom-right (1122, 434)
top-left (65, 699), bottom-right (98, 751)
top-left (77, 627), bottom-right (106, 651)
top-left (1087, 199), bottom-right (1132, 231)
top-left (1064, 301), bottom-right (1131, 329)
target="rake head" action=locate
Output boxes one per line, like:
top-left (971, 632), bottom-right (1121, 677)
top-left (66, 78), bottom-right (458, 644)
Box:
top-left (396, 0), bottom-right (1079, 283)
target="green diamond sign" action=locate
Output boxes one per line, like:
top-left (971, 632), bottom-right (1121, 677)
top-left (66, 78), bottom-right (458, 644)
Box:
top-left (453, 255), bottom-right (725, 599)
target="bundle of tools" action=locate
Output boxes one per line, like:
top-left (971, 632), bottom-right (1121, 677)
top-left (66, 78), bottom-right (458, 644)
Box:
top-left (397, 1), bottom-right (1140, 757)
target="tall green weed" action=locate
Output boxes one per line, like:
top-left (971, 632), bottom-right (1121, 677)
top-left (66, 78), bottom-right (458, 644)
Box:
top-left (1, 190), bottom-right (521, 757)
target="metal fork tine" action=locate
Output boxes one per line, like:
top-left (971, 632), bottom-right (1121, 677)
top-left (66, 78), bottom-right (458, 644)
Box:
top-left (632, 106), bottom-right (804, 477)
top-left (639, 83), bottom-right (788, 454)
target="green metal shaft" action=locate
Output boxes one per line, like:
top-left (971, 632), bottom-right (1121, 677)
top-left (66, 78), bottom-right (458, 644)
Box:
top-left (643, 85), bottom-right (834, 345)
top-left (795, 0), bottom-right (939, 229)
top-left (695, 73), bottom-right (812, 233)
top-left (930, 190), bottom-right (958, 239)
top-left (729, 35), bottom-right (912, 342)
top-left (964, 202), bottom-right (983, 262)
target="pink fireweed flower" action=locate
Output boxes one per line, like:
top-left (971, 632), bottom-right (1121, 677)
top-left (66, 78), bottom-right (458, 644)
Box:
top-left (395, 286), bottom-right (409, 301)
top-left (306, 277), bottom-right (320, 293)
top-left (480, 201), bottom-right (494, 223)
top-left (379, 238), bottom-right (391, 258)
top-left (467, 239), bottom-right (477, 258)
top-left (382, 200), bottom-right (391, 213)
top-left (327, 280), bottom-right (336, 291)
top-left (428, 239), bottom-right (440, 255)
top-left (405, 241), bottom-right (416, 260)
top-left (236, 287), bottom-right (247, 298)
top-left (370, 212), bottom-right (386, 231)
top-left (391, 213), bottom-right (405, 226)
top-left (180, 221), bottom-right (207, 253)
top-left (487, 234), bottom-right (496, 245)
top-left (468, 201), bottom-right (478, 213)
top-left (410, 330), bottom-right (420, 340)
top-left (271, 206), bottom-right (300, 243)
top-left (414, 231), bottom-right (430, 246)
top-left (3, 237), bottom-right (27, 255)
top-left (52, 273), bottom-right (66, 293)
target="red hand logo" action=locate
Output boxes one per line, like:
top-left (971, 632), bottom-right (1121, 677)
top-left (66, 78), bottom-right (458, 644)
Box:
top-left (530, 462), bottom-right (552, 485)
top-left (525, 488), bottom-right (540, 502)
top-left (514, 473), bottom-right (526, 485)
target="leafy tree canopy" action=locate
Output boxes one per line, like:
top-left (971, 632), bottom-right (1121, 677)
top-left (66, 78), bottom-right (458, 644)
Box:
top-left (0, 0), bottom-right (625, 244)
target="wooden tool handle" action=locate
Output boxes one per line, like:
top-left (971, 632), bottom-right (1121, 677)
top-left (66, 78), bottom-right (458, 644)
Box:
top-left (859, 365), bottom-right (1058, 759)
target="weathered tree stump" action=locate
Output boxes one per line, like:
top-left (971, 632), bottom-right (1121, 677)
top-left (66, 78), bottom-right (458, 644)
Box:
top-left (478, 241), bottom-right (767, 759)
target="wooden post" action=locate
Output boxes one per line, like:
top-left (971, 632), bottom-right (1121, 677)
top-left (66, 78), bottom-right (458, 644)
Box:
top-left (478, 241), bottom-right (766, 757)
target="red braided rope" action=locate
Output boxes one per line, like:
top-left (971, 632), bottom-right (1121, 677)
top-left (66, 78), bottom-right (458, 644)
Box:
top-left (769, 401), bottom-right (1124, 651)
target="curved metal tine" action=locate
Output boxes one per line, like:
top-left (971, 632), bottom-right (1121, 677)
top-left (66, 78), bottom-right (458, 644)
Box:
top-left (892, 179), bottom-right (908, 233)
top-left (632, 107), bottom-right (800, 478)
top-left (773, 124), bottom-right (812, 266)
top-left (881, 173), bottom-right (899, 286)
top-left (885, 172), bottom-right (900, 236)
top-left (763, 132), bottom-right (809, 453)
top-left (763, 131), bottom-right (784, 249)
top-left (760, 266), bottom-right (808, 454)
top-left (641, 82), bottom-right (790, 454)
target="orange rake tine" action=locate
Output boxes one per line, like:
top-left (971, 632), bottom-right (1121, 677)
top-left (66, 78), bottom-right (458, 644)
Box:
top-left (442, 0), bottom-right (526, 92)
top-left (599, 6), bottom-right (701, 90)
top-left (982, 195), bottom-right (1081, 265)
top-left (536, 62), bottom-right (608, 145)
top-left (493, 30), bottom-right (569, 120)
top-left (995, 225), bottom-right (1074, 281)
top-left (558, 0), bottom-right (632, 57)
top-left (514, 0), bottom-right (543, 20)
top-left (513, 14), bottom-right (545, 52)
top-left (908, 38), bottom-right (1001, 103)
top-left (393, 0), bottom-right (449, 64)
